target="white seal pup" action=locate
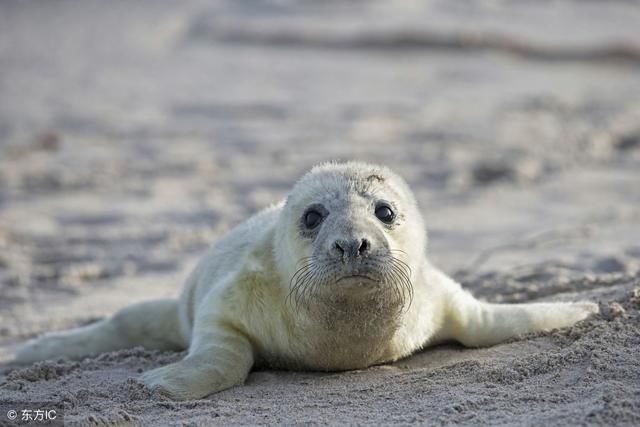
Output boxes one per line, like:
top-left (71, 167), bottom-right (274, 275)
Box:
top-left (14, 162), bottom-right (599, 400)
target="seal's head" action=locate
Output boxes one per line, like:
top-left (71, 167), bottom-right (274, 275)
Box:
top-left (275, 162), bottom-right (426, 313)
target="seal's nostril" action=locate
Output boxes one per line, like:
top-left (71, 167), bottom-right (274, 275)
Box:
top-left (332, 238), bottom-right (368, 259)
top-left (358, 239), bottom-right (369, 256)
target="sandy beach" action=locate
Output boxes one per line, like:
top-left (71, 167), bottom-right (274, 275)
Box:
top-left (1, 1), bottom-right (639, 425)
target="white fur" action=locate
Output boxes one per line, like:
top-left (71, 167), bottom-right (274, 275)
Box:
top-left (14, 162), bottom-right (599, 399)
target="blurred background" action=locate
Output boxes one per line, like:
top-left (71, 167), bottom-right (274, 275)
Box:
top-left (1, 0), bottom-right (640, 343)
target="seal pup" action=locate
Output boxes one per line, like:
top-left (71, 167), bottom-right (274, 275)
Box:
top-left (14, 162), bottom-right (599, 399)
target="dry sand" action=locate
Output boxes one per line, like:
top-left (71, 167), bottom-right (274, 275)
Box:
top-left (1, 1), bottom-right (640, 425)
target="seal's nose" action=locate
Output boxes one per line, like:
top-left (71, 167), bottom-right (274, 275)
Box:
top-left (331, 238), bottom-right (370, 261)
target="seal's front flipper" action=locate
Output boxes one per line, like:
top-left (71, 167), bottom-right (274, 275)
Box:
top-left (442, 289), bottom-right (599, 347)
top-left (139, 322), bottom-right (254, 400)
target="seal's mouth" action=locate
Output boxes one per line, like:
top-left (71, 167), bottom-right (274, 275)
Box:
top-left (288, 254), bottom-right (413, 311)
top-left (337, 274), bottom-right (375, 282)
top-left (335, 274), bottom-right (378, 288)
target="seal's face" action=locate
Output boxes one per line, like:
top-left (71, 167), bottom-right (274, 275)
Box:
top-left (276, 162), bottom-right (426, 314)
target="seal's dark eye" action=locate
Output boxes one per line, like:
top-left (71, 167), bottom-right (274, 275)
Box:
top-left (375, 204), bottom-right (395, 224)
top-left (304, 210), bottom-right (323, 229)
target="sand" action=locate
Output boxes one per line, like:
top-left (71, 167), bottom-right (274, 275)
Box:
top-left (1, 1), bottom-right (639, 425)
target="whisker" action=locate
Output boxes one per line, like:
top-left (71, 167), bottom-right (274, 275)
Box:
top-left (295, 256), bottom-right (315, 267)
top-left (288, 254), bottom-right (414, 315)
top-left (389, 257), bottom-right (413, 311)
top-left (288, 258), bottom-right (316, 310)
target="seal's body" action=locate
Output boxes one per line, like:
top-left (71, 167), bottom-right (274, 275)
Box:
top-left (15, 162), bottom-right (598, 399)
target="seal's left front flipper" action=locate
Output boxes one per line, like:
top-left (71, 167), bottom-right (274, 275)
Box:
top-left (441, 289), bottom-right (599, 347)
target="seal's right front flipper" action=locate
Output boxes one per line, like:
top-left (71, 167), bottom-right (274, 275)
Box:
top-left (442, 289), bottom-right (599, 348)
top-left (139, 314), bottom-right (254, 400)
